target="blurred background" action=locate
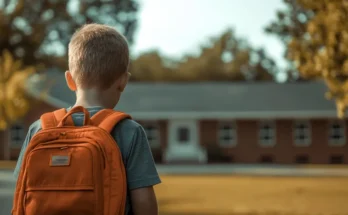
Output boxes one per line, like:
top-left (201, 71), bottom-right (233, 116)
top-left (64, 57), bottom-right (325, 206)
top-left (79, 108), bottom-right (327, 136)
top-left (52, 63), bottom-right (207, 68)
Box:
top-left (1, 0), bottom-right (348, 214)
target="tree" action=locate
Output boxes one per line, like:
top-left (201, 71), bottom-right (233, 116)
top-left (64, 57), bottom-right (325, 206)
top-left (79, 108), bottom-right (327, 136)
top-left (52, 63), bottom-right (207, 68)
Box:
top-left (0, 50), bottom-right (35, 129)
top-left (265, 0), bottom-right (313, 81)
top-left (0, 0), bottom-right (138, 129)
top-left (130, 29), bottom-right (277, 82)
top-left (276, 0), bottom-right (348, 118)
top-left (129, 50), bottom-right (177, 82)
top-left (0, 0), bottom-right (138, 68)
top-left (178, 29), bottom-right (277, 81)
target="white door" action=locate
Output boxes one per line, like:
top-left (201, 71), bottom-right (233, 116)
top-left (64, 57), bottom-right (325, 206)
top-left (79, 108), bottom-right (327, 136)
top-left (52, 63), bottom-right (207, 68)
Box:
top-left (165, 119), bottom-right (206, 162)
top-left (169, 120), bottom-right (198, 147)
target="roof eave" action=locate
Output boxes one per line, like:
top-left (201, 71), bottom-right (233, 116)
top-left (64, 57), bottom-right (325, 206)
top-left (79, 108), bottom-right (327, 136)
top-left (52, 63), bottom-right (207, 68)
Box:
top-left (25, 75), bottom-right (340, 120)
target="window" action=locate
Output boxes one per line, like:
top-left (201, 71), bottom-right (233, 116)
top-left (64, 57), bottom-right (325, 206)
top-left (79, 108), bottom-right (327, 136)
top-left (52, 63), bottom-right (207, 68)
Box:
top-left (295, 155), bottom-right (309, 164)
top-left (218, 122), bottom-right (237, 147)
top-left (330, 155), bottom-right (344, 164)
top-left (177, 127), bottom-right (190, 142)
top-left (143, 123), bottom-right (160, 148)
top-left (10, 123), bottom-right (25, 147)
top-left (329, 121), bottom-right (346, 146)
top-left (260, 155), bottom-right (274, 163)
top-left (259, 121), bottom-right (275, 147)
top-left (293, 121), bottom-right (311, 146)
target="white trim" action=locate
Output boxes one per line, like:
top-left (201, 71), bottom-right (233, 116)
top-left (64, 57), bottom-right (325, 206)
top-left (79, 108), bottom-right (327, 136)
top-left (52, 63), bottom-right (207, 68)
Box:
top-left (328, 120), bottom-right (346, 147)
top-left (293, 120), bottom-right (311, 147)
top-left (218, 121), bottom-right (237, 148)
top-left (258, 120), bottom-right (276, 147)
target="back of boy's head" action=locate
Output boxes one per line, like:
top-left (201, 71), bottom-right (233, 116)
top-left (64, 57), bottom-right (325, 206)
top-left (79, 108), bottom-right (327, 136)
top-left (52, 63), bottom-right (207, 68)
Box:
top-left (68, 23), bottom-right (129, 90)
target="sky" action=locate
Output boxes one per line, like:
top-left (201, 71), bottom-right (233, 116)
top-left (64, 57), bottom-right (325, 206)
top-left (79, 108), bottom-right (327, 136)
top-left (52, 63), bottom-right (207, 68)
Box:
top-left (133, 0), bottom-right (287, 70)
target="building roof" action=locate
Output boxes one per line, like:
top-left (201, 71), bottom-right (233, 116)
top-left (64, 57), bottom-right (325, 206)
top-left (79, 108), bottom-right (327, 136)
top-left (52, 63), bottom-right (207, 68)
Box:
top-left (25, 68), bottom-right (339, 119)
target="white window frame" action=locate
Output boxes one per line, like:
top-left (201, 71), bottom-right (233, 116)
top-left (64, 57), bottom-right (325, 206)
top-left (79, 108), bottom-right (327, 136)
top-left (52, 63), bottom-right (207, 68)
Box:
top-left (258, 120), bottom-right (276, 147)
top-left (142, 122), bottom-right (160, 148)
top-left (218, 121), bottom-right (237, 147)
top-left (328, 120), bottom-right (346, 146)
top-left (293, 120), bottom-right (311, 147)
top-left (10, 123), bottom-right (25, 148)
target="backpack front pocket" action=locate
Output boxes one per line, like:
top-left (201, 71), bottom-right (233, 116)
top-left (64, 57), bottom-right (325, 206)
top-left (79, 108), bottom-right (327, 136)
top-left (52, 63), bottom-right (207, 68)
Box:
top-left (23, 143), bottom-right (104, 215)
top-left (25, 187), bottom-right (95, 215)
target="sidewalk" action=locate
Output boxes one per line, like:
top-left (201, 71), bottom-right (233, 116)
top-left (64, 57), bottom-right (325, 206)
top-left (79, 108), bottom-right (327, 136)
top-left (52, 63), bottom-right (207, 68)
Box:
top-left (1, 161), bottom-right (348, 177)
top-left (156, 164), bottom-right (348, 177)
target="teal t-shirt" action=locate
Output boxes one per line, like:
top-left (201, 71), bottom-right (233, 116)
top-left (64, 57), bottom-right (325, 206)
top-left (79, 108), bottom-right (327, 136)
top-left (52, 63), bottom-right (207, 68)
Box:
top-left (13, 107), bottom-right (161, 215)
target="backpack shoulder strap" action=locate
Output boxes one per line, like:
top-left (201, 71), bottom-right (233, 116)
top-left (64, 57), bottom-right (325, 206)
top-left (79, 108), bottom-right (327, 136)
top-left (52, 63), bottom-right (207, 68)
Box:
top-left (40, 108), bottom-right (74, 129)
top-left (91, 109), bottom-right (131, 133)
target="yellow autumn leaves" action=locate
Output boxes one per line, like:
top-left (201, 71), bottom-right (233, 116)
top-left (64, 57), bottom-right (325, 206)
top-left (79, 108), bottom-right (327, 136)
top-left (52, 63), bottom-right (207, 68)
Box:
top-left (289, 0), bottom-right (348, 117)
top-left (0, 50), bottom-right (35, 129)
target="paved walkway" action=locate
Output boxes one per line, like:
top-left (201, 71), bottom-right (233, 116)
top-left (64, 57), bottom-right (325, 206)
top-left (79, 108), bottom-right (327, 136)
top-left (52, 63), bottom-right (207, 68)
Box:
top-left (1, 164), bottom-right (348, 178)
top-left (0, 171), bottom-right (15, 215)
top-left (156, 164), bottom-right (348, 177)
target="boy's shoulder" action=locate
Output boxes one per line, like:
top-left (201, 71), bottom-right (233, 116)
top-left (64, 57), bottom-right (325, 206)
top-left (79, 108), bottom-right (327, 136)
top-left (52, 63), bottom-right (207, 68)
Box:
top-left (28, 116), bottom-right (143, 136)
top-left (112, 118), bottom-right (144, 134)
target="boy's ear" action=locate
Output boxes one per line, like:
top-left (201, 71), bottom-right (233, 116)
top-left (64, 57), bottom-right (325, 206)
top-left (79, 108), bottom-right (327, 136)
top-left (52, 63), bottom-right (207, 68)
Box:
top-left (118, 72), bottom-right (130, 92)
top-left (65, 71), bottom-right (77, 91)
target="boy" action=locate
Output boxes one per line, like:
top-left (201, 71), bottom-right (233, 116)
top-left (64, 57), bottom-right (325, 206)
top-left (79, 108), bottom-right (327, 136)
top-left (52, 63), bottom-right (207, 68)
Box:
top-left (14, 23), bottom-right (161, 215)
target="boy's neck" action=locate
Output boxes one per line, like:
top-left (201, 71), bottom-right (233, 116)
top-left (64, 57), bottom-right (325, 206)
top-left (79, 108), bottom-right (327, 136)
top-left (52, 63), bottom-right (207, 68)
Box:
top-left (74, 89), bottom-right (118, 109)
top-left (74, 98), bottom-right (104, 108)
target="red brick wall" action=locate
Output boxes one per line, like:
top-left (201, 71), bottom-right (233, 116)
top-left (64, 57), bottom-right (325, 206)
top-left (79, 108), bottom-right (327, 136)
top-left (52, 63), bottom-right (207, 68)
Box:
top-left (309, 119), bottom-right (348, 164)
top-left (0, 130), bottom-right (9, 160)
top-left (199, 120), bottom-right (218, 147)
top-left (158, 120), bottom-right (168, 150)
top-left (199, 119), bottom-right (348, 164)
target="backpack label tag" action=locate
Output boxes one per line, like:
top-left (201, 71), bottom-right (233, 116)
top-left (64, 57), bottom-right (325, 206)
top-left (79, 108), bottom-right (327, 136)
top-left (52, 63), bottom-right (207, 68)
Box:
top-left (50, 155), bottom-right (71, 166)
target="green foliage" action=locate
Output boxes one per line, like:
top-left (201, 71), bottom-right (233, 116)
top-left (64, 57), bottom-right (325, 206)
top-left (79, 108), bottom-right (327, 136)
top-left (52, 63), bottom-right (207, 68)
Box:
top-left (0, 0), bottom-right (138, 68)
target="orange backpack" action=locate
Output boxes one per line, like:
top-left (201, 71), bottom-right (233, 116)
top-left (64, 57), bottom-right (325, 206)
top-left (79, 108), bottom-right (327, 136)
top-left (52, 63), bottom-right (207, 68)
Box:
top-left (12, 106), bottom-right (130, 215)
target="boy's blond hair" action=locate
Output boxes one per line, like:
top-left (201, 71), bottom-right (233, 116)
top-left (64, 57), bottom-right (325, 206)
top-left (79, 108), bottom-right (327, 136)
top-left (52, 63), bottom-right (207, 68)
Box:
top-left (68, 23), bottom-right (129, 90)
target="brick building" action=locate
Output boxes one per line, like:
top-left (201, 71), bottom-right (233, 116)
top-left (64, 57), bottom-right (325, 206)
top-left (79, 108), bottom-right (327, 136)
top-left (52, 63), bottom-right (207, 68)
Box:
top-left (0, 69), bottom-right (347, 164)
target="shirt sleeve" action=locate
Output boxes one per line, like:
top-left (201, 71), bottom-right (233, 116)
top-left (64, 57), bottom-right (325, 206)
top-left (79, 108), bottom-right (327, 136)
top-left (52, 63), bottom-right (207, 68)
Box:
top-left (13, 131), bottom-right (31, 180)
top-left (125, 125), bottom-right (161, 190)
top-left (13, 120), bottom-right (41, 180)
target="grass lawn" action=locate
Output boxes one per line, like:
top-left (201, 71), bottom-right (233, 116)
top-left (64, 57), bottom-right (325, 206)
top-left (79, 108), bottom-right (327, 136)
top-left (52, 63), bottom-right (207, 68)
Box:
top-left (155, 175), bottom-right (348, 215)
